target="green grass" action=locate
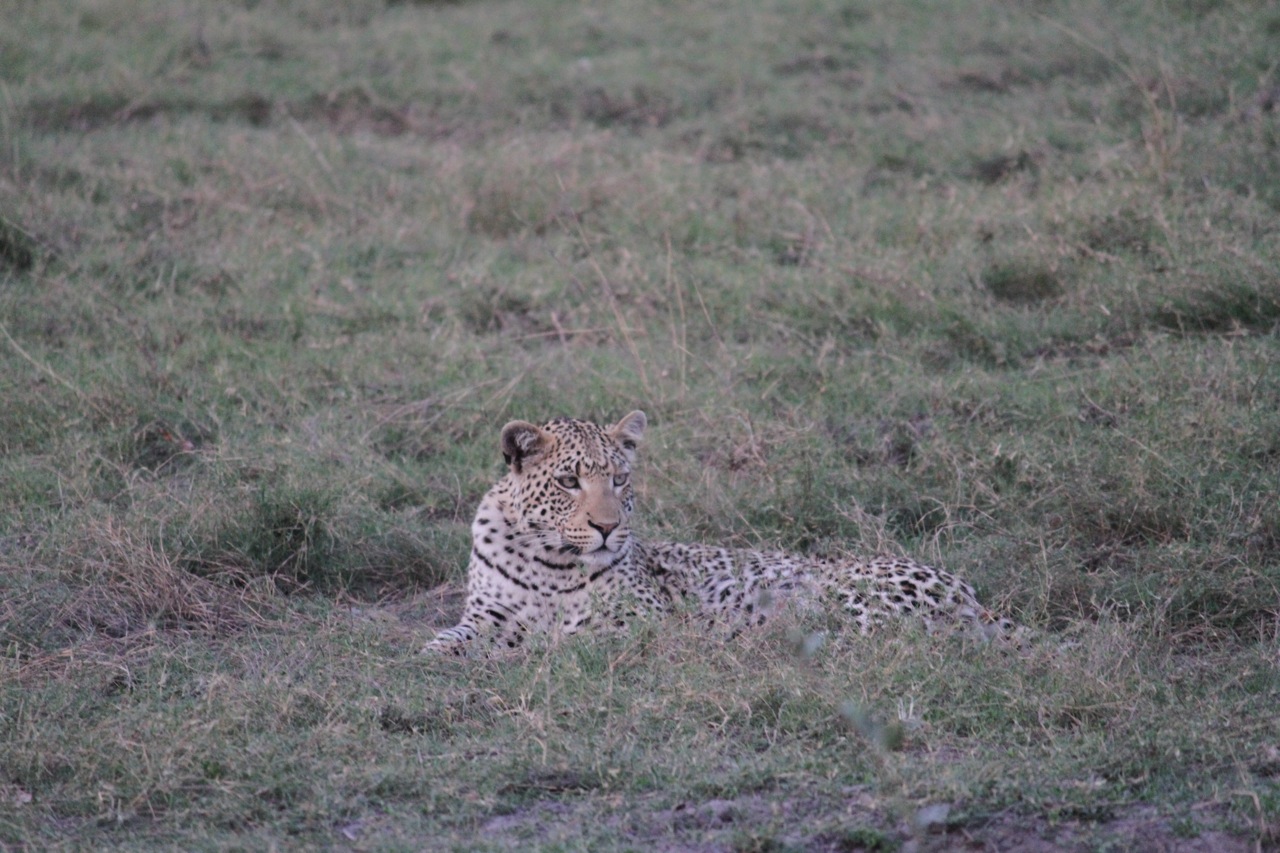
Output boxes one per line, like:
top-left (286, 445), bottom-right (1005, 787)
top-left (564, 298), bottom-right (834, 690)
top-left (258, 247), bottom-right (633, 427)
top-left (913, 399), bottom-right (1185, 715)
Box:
top-left (2, 0), bottom-right (1278, 848)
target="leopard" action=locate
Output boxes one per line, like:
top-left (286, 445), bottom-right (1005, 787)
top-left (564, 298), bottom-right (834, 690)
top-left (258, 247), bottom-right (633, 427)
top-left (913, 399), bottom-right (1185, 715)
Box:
top-left (423, 410), bottom-right (1012, 655)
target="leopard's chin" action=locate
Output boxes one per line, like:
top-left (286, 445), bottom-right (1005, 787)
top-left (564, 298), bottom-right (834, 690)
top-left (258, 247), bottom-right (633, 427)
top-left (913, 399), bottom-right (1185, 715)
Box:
top-left (579, 539), bottom-right (627, 568)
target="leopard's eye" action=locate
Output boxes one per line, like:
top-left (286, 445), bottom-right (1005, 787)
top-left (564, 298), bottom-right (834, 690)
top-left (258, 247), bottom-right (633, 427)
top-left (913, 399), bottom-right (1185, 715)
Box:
top-left (556, 475), bottom-right (580, 490)
top-left (613, 472), bottom-right (630, 487)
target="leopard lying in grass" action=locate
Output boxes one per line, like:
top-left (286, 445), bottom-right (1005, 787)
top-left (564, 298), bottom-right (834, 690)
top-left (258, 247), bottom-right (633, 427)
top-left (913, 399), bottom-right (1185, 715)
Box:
top-left (424, 411), bottom-right (1013, 654)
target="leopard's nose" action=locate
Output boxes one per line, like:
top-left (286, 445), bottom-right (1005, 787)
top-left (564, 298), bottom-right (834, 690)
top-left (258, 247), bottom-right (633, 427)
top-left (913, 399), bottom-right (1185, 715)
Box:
top-left (588, 519), bottom-right (618, 539)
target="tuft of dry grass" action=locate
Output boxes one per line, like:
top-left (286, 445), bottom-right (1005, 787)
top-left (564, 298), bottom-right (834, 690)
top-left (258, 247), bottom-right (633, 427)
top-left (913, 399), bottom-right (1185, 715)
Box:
top-left (3, 517), bottom-right (277, 689)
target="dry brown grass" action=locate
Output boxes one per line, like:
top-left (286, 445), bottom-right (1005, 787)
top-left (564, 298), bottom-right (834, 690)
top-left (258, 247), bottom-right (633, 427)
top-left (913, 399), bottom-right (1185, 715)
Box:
top-left (3, 517), bottom-right (277, 686)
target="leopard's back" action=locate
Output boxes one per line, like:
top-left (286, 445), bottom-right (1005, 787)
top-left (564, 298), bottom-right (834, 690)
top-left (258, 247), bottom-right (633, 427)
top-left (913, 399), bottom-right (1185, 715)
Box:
top-left (635, 541), bottom-right (1000, 636)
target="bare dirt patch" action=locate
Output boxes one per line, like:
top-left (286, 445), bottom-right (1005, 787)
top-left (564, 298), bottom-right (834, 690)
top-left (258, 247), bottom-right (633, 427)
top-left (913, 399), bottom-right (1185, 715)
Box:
top-left (423, 787), bottom-right (1258, 852)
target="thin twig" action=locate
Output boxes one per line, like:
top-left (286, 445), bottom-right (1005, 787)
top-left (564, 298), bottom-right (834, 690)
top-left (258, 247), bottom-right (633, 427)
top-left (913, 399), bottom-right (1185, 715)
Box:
top-left (0, 321), bottom-right (97, 409)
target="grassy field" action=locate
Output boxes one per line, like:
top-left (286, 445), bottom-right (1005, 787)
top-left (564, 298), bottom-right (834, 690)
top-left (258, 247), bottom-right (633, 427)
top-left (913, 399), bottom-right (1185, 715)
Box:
top-left (2, 0), bottom-right (1279, 848)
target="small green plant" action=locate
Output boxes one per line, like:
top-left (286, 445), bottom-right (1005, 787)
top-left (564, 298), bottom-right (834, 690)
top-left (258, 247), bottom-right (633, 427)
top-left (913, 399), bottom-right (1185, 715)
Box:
top-left (0, 215), bottom-right (38, 273)
top-left (829, 826), bottom-right (899, 851)
top-left (982, 259), bottom-right (1065, 304)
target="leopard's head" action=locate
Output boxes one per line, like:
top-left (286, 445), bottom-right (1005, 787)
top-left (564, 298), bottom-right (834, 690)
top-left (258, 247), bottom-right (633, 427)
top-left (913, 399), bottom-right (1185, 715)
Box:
top-left (499, 411), bottom-right (646, 568)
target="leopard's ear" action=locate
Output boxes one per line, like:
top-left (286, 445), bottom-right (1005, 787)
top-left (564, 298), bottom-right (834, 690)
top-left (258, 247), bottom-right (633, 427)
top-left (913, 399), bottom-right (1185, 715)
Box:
top-left (608, 410), bottom-right (647, 459)
top-left (501, 420), bottom-right (552, 473)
